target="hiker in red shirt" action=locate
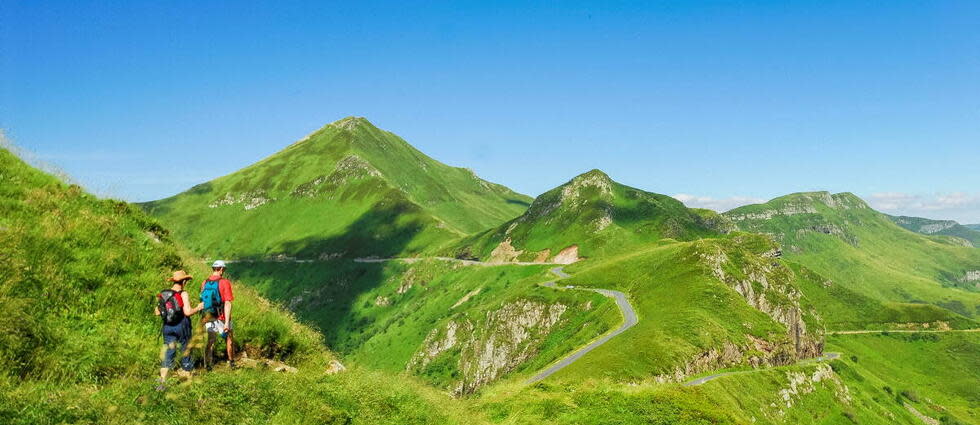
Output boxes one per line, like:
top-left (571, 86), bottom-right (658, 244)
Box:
top-left (201, 260), bottom-right (236, 370)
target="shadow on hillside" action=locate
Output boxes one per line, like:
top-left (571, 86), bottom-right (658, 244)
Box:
top-left (232, 203), bottom-right (425, 353)
top-left (505, 198), bottom-right (531, 207)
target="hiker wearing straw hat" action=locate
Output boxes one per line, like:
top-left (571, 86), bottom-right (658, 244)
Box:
top-left (153, 270), bottom-right (204, 391)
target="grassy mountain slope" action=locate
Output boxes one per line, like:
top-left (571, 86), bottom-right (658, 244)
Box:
top-left (889, 214), bottom-right (980, 247)
top-left (142, 117), bottom-right (531, 260)
top-left (826, 332), bottom-right (979, 424)
top-left (456, 169), bottom-right (722, 262)
top-left (532, 234), bottom-right (825, 385)
top-left (0, 146), bottom-right (481, 424)
top-left (724, 192), bottom-right (980, 327)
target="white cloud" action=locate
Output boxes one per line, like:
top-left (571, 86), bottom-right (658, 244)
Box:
top-left (867, 192), bottom-right (980, 223)
top-left (673, 194), bottom-right (765, 212)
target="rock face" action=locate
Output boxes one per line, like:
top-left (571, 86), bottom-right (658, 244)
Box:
top-left (552, 245), bottom-right (580, 264)
top-left (208, 190), bottom-right (274, 210)
top-left (724, 192), bottom-right (869, 251)
top-left (488, 238), bottom-right (523, 263)
top-left (665, 236), bottom-right (825, 381)
top-left (654, 336), bottom-right (794, 383)
top-left (767, 364), bottom-right (851, 419)
top-left (408, 299), bottom-right (568, 395)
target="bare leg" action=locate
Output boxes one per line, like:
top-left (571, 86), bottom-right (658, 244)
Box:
top-left (226, 331), bottom-right (235, 367)
top-left (205, 331), bottom-right (216, 371)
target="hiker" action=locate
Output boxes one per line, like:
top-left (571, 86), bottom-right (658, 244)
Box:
top-left (201, 260), bottom-right (236, 370)
top-left (155, 270), bottom-right (204, 391)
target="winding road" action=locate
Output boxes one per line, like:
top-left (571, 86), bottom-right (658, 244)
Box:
top-left (526, 267), bottom-right (639, 384)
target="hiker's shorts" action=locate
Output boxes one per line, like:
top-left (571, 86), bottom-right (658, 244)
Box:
top-left (161, 317), bottom-right (193, 371)
top-left (205, 319), bottom-right (233, 334)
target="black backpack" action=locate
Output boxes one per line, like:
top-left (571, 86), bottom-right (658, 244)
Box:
top-left (158, 289), bottom-right (185, 326)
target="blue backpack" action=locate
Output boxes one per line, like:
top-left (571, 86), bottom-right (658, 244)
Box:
top-left (201, 280), bottom-right (223, 314)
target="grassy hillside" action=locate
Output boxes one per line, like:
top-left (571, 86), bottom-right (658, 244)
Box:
top-left (725, 192), bottom-right (980, 328)
top-left (530, 234), bottom-right (825, 384)
top-left (456, 169), bottom-right (722, 262)
top-left (0, 146), bottom-right (482, 424)
top-left (479, 332), bottom-right (980, 425)
top-left (826, 332), bottom-right (980, 424)
top-left (889, 214), bottom-right (980, 247)
top-left (142, 117), bottom-right (531, 260)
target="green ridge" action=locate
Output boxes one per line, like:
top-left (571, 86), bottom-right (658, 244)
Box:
top-left (889, 214), bottom-right (980, 247)
top-left (456, 169), bottom-right (723, 261)
top-left (725, 191), bottom-right (980, 327)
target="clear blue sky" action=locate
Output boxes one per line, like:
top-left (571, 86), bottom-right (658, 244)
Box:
top-left (3, 1), bottom-right (979, 222)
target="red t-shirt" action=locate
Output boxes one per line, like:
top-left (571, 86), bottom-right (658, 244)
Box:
top-left (201, 275), bottom-right (234, 320)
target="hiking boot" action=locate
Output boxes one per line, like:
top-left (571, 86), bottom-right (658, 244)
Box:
top-left (155, 379), bottom-right (166, 392)
top-left (229, 361), bottom-right (237, 370)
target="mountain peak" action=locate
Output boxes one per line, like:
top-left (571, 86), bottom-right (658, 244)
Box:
top-left (328, 116), bottom-right (374, 131)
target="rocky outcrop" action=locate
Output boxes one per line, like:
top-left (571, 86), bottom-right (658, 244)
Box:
top-left (488, 238), bottom-right (523, 263)
top-left (726, 203), bottom-right (817, 222)
top-left (961, 270), bottom-right (980, 282)
top-left (208, 190), bottom-right (274, 210)
top-left (408, 299), bottom-right (568, 395)
top-left (767, 364), bottom-right (850, 419)
top-left (692, 238), bottom-right (824, 363)
top-left (654, 336), bottom-right (795, 383)
top-left (291, 155), bottom-right (383, 198)
top-left (552, 245), bottom-right (580, 264)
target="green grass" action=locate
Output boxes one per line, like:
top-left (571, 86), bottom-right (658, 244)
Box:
top-left (142, 117), bottom-right (531, 260)
top-left (826, 332), bottom-right (980, 424)
top-left (0, 146), bottom-right (483, 424)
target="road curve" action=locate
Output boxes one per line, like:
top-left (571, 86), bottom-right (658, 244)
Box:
top-left (682, 352), bottom-right (841, 387)
top-left (526, 267), bottom-right (639, 384)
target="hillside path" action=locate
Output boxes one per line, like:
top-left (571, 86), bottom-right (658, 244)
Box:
top-left (353, 256), bottom-right (562, 266)
top-left (526, 267), bottom-right (638, 384)
top-left (829, 328), bottom-right (980, 335)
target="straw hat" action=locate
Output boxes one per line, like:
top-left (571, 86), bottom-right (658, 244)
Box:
top-left (169, 270), bottom-right (193, 283)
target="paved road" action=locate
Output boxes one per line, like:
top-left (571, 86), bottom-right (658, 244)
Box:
top-left (526, 267), bottom-right (639, 384)
top-left (682, 352), bottom-right (841, 387)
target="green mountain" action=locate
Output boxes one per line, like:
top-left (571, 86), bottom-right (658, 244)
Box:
top-left (142, 117), bottom-right (532, 260)
top-left (965, 223), bottom-right (980, 231)
top-left (724, 192), bottom-right (980, 328)
top-left (889, 214), bottom-right (980, 247)
top-left (455, 169), bottom-right (724, 262)
top-left (0, 146), bottom-right (482, 424)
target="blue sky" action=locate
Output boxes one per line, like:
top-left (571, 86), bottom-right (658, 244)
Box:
top-left (2, 1), bottom-right (979, 222)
